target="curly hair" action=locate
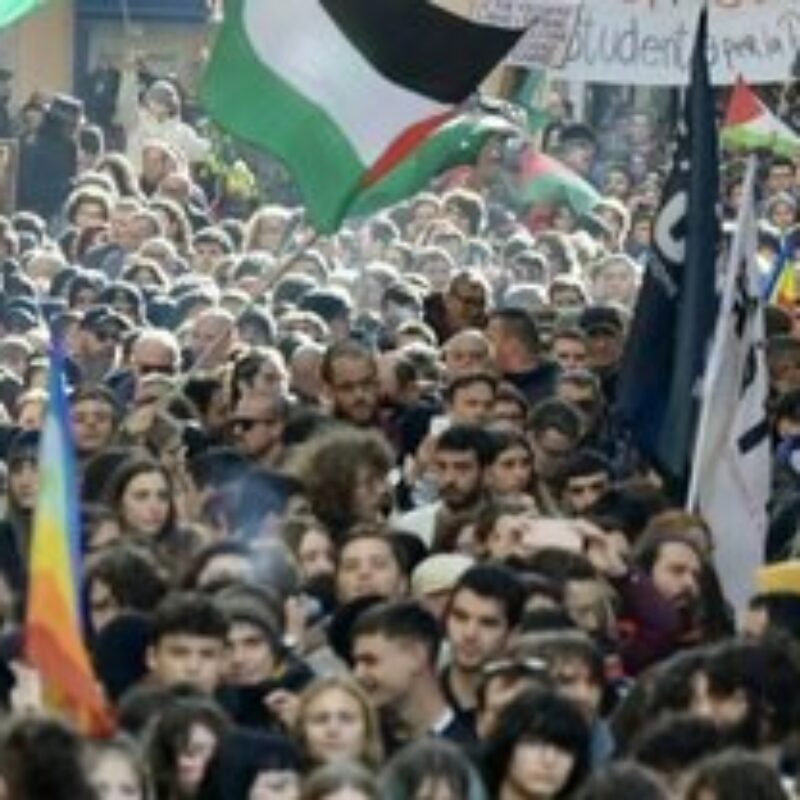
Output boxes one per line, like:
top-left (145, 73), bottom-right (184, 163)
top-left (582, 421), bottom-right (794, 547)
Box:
top-left (289, 428), bottom-right (394, 540)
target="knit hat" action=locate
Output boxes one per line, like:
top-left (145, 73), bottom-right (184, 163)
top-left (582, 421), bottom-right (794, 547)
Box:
top-left (215, 593), bottom-right (281, 648)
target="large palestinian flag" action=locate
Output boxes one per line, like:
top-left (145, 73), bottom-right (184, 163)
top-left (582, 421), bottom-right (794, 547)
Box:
top-left (0, 0), bottom-right (44, 27)
top-left (202, 0), bottom-right (528, 232)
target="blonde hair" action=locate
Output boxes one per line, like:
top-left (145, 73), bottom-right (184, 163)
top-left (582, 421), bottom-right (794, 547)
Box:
top-left (294, 675), bottom-right (383, 769)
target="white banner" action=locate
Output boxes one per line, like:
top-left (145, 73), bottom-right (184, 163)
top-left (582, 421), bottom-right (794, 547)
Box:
top-left (473, 0), bottom-right (800, 86)
top-left (474, 0), bottom-right (583, 68)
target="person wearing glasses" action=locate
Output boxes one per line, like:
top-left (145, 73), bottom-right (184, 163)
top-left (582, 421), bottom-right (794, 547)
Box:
top-left (229, 393), bottom-right (289, 470)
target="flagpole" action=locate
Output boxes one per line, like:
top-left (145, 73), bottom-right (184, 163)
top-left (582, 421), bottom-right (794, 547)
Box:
top-left (686, 154), bottom-right (758, 511)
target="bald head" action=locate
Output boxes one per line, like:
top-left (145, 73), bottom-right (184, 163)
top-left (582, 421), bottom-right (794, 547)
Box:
top-left (443, 329), bottom-right (493, 377)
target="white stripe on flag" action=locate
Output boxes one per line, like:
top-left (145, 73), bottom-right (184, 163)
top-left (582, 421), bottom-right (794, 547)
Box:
top-left (243, 0), bottom-right (449, 165)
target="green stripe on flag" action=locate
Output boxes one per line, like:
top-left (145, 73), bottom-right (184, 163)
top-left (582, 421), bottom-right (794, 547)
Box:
top-left (509, 151), bottom-right (600, 217)
top-left (349, 114), bottom-right (514, 219)
top-left (518, 171), bottom-right (600, 216)
top-left (0, 0), bottom-right (42, 28)
top-left (721, 125), bottom-right (800, 158)
top-left (201, 0), bottom-right (367, 233)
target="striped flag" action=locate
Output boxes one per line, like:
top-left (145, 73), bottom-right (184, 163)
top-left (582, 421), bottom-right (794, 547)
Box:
top-left (763, 247), bottom-right (797, 309)
top-left (0, 0), bottom-right (42, 27)
top-left (688, 157), bottom-right (771, 615)
top-left (349, 110), bottom-right (517, 219)
top-left (201, 0), bottom-right (529, 232)
top-left (24, 348), bottom-right (114, 735)
top-left (722, 77), bottom-right (800, 158)
top-left (511, 148), bottom-right (601, 216)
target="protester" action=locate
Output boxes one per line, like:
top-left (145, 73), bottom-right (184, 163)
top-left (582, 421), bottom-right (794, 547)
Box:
top-left (0, 14), bottom-right (798, 797)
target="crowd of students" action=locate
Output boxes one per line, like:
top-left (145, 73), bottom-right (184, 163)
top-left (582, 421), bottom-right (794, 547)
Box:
top-left (0, 54), bottom-right (799, 800)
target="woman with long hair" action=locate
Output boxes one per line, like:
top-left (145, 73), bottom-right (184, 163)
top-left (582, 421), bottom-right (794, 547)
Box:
top-left (482, 688), bottom-right (590, 800)
top-left (86, 735), bottom-right (152, 800)
top-left (146, 697), bottom-right (231, 800)
top-left (104, 456), bottom-right (196, 575)
top-left (380, 739), bottom-right (487, 800)
top-left (293, 676), bottom-right (383, 770)
top-left (0, 430), bottom-right (39, 597)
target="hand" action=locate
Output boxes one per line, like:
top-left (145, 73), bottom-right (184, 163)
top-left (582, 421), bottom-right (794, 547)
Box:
top-left (283, 596), bottom-right (307, 653)
top-left (411, 432), bottom-right (439, 478)
top-left (264, 689), bottom-right (300, 730)
top-left (9, 662), bottom-right (43, 716)
top-left (577, 519), bottom-right (628, 578)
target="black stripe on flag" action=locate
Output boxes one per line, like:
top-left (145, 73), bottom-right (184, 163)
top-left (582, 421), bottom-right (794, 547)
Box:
top-left (320, 0), bottom-right (525, 104)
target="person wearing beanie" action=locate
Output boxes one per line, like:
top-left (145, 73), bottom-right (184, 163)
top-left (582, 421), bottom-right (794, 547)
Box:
top-left (215, 586), bottom-right (314, 731)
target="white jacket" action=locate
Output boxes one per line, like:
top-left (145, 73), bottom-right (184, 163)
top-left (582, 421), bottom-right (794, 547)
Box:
top-left (116, 67), bottom-right (210, 172)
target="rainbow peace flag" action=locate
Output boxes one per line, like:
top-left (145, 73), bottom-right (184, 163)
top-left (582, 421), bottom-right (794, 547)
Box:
top-left (764, 248), bottom-right (798, 309)
top-left (24, 348), bottom-right (113, 735)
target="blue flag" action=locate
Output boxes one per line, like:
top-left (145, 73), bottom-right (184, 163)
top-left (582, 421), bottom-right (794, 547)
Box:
top-left (616, 10), bottom-right (720, 488)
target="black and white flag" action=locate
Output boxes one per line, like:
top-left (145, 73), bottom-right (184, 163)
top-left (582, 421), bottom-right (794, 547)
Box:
top-left (687, 156), bottom-right (771, 616)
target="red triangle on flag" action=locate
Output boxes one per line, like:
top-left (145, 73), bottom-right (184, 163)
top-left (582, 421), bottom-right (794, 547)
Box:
top-left (725, 76), bottom-right (765, 127)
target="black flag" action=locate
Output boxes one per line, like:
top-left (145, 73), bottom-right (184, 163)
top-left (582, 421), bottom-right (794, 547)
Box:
top-left (616, 10), bottom-right (720, 488)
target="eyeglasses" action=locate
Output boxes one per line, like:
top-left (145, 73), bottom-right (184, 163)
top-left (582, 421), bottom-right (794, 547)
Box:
top-left (482, 656), bottom-right (549, 679)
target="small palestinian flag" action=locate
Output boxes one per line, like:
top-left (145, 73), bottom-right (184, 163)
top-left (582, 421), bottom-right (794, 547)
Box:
top-left (722, 77), bottom-right (800, 157)
top-left (349, 111), bottom-right (517, 220)
top-left (511, 148), bottom-right (600, 216)
top-left (202, 0), bottom-right (528, 233)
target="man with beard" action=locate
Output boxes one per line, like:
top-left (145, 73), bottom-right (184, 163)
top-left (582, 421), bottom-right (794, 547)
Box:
top-left (395, 425), bottom-right (491, 548)
top-left (612, 528), bottom-right (712, 675)
top-left (321, 340), bottom-right (381, 429)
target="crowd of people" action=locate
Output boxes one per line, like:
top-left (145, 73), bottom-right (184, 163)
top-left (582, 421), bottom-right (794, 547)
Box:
top-left (0, 46), bottom-right (799, 800)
